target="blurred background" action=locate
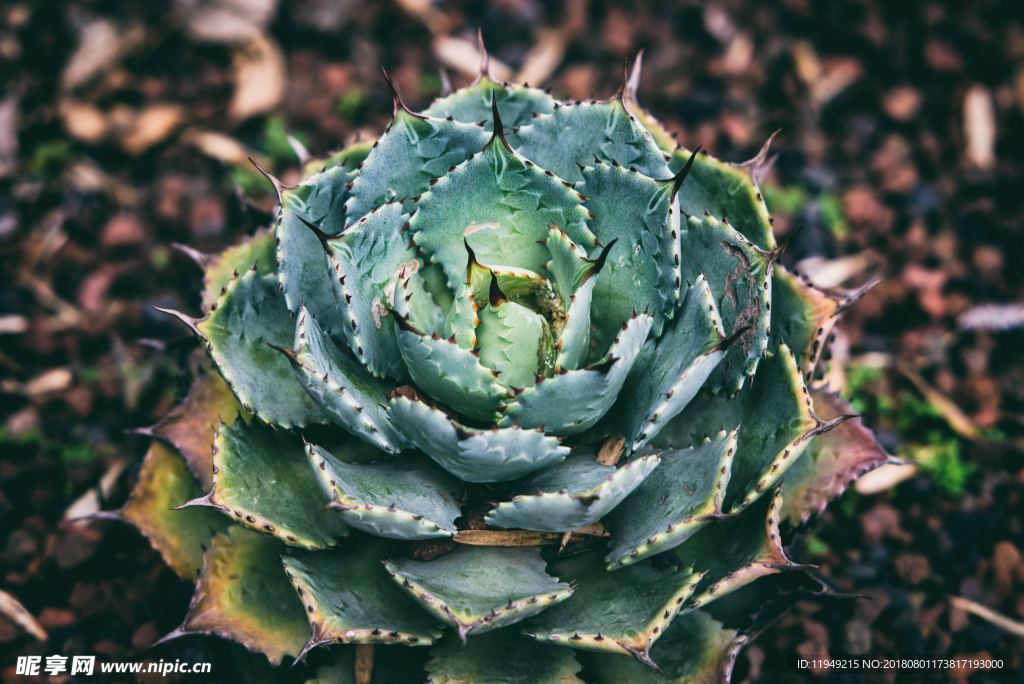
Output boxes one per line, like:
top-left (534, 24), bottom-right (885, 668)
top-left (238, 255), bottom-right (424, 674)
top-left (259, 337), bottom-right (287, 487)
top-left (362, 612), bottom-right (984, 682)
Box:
top-left (1, 0), bottom-right (1022, 681)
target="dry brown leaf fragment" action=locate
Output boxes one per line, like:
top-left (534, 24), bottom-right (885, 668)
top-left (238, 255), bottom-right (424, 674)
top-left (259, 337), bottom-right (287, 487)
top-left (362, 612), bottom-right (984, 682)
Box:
top-left (61, 101), bottom-right (109, 143)
top-left (514, 28), bottom-right (569, 86)
top-left (355, 644), bottom-right (374, 684)
top-left (432, 35), bottom-right (512, 81)
top-left (181, 128), bottom-right (255, 166)
top-left (62, 20), bottom-right (123, 91)
top-left (949, 596), bottom-right (1024, 638)
top-left (118, 104), bottom-right (185, 155)
top-left (964, 85), bottom-right (996, 170)
top-left (0, 590), bottom-right (47, 642)
top-left (957, 302), bottom-right (1024, 332)
top-left (228, 34), bottom-right (286, 121)
top-left (897, 363), bottom-right (982, 440)
top-left (179, 0), bottom-right (278, 45)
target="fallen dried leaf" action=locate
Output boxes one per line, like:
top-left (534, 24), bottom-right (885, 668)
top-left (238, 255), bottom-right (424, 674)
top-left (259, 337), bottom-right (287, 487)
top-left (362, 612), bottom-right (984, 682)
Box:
top-left (63, 458), bottom-right (129, 521)
top-left (855, 463), bottom-right (919, 495)
top-left (897, 363), bottom-right (983, 440)
top-left (991, 542), bottom-right (1021, 595)
top-left (432, 35), bottom-right (512, 81)
top-left (515, 29), bottom-right (568, 86)
top-left (596, 435), bottom-right (625, 466)
top-left (179, 0), bottom-right (278, 45)
top-left (0, 590), bottom-right (47, 641)
top-left (957, 302), bottom-right (1024, 331)
top-left (6, 368), bottom-right (74, 396)
top-left (181, 128), bottom-right (254, 165)
top-left (228, 34), bottom-right (286, 121)
top-left (949, 596), bottom-right (1024, 638)
top-left (453, 530), bottom-right (560, 546)
top-left (61, 100), bottom-right (109, 142)
top-left (61, 19), bottom-right (136, 91)
top-left (0, 315), bottom-right (28, 334)
top-left (119, 104), bottom-right (185, 155)
top-left (964, 85), bottom-right (996, 170)
top-left (394, 0), bottom-right (451, 35)
top-left (0, 94), bottom-right (17, 177)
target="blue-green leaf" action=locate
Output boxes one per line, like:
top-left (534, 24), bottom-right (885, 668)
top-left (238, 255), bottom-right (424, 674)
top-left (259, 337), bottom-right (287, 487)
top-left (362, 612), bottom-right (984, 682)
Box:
top-left (389, 396), bottom-right (568, 482)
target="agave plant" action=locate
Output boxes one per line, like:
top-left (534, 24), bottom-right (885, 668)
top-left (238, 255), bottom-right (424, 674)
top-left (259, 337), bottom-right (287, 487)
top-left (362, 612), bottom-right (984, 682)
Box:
top-left (112, 42), bottom-right (888, 682)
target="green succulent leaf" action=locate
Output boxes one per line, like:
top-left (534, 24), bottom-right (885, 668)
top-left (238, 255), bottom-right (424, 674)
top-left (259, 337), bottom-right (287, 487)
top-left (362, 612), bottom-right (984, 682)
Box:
top-left (424, 78), bottom-right (556, 129)
top-left (580, 610), bottom-right (742, 684)
top-left (485, 453), bottom-right (660, 532)
top-left (670, 146), bottom-right (776, 251)
top-left (285, 306), bottom-right (408, 454)
top-left (500, 312), bottom-right (652, 434)
top-left (769, 264), bottom-right (842, 380)
top-left (277, 162), bottom-right (357, 337)
top-left (397, 326), bottom-right (511, 423)
top-left (144, 46), bottom-right (882, 683)
top-left (653, 344), bottom-right (832, 514)
top-left (183, 419), bottom-right (346, 549)
top-left (282, 545), bottom-right (444, 650)
top-left (198, 229), bottom-right (276, 311)
top-left (308, 443), bottom-right (462, 540)
top-left (678, 213), bottom-right (772, 395)
top-left (325, 201), bottom-right (444, 380)
top-left (578, 161), bottom-right (679, 348)
top-left (721, 345), bottom-right (827, 513)
top-left (389, 396), bottom-right (568, 482)
top-left (167, 526), bottom-right (309, 666)
top-left (555, 277), bottom-right (596, 371)
top-left (196, 270), bottom-right (329, 428)
top-left (604, 429), bottom-right (738, 570)
top-left (477, 298), bottom-right (550, 389)
top-left (148, 366), bottom-right (242, 489)
top-left (425, 632), bottom-right (583, 684)
top-left (121, 443), bottom-right (230, 580)
top-left (384, 547), bottom-right (573, 640)
top-left (511, 100), bottom-right (671, 183)
top-left (524, 555), bottom-right (702, 668)
top-left (409, 140), bottom-right (595, 293)
top-left (346, 110), bottom-right (490, 223)
top-left (300, 139), bottom-right (372, 179)
top-left (781, 388), bottom-right (888, 525)
top-left (671, 488), bottom-right (798, 611)
top-left (604, 274), bottom-right (727, 451)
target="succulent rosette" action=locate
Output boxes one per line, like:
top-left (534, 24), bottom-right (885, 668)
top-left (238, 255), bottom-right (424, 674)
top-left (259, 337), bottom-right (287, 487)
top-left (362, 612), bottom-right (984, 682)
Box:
top-left (108, 45), bottom-right (888, 682)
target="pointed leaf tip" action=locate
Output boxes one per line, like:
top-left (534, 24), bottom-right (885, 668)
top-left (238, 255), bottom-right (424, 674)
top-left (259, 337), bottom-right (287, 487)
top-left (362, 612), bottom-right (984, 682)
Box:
top-left (615, 57), bottom-right (630, 103)
top-left (737, 129), bottom-right (781, 185)
top-left (381, 67), bottom-right (422, 119)
top-left (717, 322), bottom-right (752, 352)
top-left (671, 146), bottom-right (702, 198)
top-left (171, 242), bottom-right (212, 268)
top-left (294, 215), bottom-right (332, 253)
top-left (487, 92), bottom-right (512, 151)
top-left (464, 238), bottom-right (481, 274)
top-left (247, 156), bottom-right (288, 196)
top-left (769, 225), bottom-right (803, 264)
top-left (837, 275), bottom-right (883, 314)
top-left (153, 306), bottom-right (203, 337)
top-left (392, 310), bottom-right (425, 335)
top-left (266, 341), bottom-right (300, 367)
top-left (488, 271), bottom-right (508, 306)
top-left (585, 237), bottom-right (619, 280)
